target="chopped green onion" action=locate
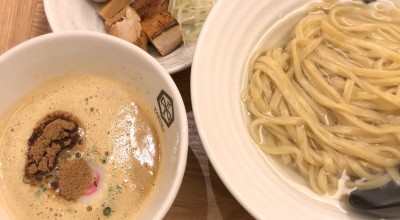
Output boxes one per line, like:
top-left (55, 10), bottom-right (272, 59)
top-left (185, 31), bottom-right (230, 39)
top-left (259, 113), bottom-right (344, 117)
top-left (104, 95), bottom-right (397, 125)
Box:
top-left (103, 207), bottom-right (112, 216)
top-left (23, 176), bottom-right (31, 184)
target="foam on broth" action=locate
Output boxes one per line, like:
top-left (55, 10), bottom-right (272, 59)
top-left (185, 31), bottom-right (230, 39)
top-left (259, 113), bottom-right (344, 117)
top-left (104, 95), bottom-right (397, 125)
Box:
top-left (0, 74), bottom-right (163, 219)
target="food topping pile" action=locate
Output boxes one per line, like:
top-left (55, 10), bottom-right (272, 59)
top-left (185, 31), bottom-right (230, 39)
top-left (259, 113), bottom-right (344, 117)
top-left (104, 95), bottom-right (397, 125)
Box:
top-left (97, 0), bottom-right (183, 56)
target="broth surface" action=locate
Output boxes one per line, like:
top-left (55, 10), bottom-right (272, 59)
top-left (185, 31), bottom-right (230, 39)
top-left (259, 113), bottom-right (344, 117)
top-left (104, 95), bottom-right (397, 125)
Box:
top-left (0, 74), bottom-right (163, 219)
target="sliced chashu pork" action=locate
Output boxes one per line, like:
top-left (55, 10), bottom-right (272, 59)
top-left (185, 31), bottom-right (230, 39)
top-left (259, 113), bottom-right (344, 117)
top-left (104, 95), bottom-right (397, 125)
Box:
top-left (105, 5), bottom-right (130, 32)
top-left (141, 10), bottom-right (183, 56)
top-left (130, 0), bottom-right (169, 20)
top-left (97, 0), bottom-right (132, 20)
top-left (108, 7), bottom-right (148, 51)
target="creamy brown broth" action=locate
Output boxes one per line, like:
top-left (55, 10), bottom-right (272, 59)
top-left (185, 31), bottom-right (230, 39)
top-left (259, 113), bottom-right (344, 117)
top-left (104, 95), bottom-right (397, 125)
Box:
top-left (0, 74), bottom-right (163, 219)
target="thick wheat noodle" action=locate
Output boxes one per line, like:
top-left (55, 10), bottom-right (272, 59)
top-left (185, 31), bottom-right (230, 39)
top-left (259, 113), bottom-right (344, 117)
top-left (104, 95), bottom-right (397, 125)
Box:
top-left (244, 1), bottom-right (400, 195)
top-left (310, 55), bottom-right (400, 108)
top-left (302, 60), bottom-right (400, 125)
top-left (257, 58), bottom-right (400, 162)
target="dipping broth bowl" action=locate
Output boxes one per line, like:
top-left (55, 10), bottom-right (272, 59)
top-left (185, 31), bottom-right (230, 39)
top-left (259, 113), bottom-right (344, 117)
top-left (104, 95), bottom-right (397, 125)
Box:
top-left (0, 31), bottom-right (188, 220)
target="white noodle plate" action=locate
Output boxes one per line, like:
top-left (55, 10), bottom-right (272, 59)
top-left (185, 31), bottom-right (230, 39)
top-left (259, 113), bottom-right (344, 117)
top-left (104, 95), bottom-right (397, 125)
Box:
top-left (191, 0), bottom-right (397, 219)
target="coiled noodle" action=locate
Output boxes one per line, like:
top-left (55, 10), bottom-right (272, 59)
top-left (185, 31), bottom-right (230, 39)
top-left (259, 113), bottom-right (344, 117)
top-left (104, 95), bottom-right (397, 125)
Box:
top-left (243, 0), bottom-right (400, 195)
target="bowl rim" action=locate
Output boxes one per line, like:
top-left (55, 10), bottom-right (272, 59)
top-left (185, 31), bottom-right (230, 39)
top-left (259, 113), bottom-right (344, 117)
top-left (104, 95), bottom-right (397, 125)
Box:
top-left (190, 0), bottom-right (263, 218)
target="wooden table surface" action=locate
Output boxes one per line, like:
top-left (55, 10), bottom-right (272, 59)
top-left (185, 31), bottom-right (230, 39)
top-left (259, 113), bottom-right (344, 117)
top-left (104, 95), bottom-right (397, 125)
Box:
top-left (0, 0), bottom-right (253, 219)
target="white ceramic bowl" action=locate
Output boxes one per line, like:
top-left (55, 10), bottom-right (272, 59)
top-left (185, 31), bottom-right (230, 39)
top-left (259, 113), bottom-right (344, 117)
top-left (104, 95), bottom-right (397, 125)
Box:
top-left (191, 0), bottom-right (395, 219)
top-left (0, 31), bottom-right (188, 219)
top-left (43, 0), bottom-right (195, 74)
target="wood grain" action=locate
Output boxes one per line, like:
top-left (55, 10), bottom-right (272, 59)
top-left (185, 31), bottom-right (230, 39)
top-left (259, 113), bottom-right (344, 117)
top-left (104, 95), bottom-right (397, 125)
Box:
top-left (0, 0), bottom-right (253, 219)
top-left (0, 0), bottom-right (36, 54)
top-left (30, 0), bottom-right (51, 38)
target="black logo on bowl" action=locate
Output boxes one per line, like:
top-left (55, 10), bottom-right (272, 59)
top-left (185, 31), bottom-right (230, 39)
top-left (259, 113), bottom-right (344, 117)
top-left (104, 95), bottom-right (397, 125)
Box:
top-left (157, 90), bottom-right (174, 128)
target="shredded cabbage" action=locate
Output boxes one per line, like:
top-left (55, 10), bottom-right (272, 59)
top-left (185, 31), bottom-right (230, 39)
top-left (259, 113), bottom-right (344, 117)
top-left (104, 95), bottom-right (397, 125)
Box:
top-left (169, 0), bottom-right (216, 46)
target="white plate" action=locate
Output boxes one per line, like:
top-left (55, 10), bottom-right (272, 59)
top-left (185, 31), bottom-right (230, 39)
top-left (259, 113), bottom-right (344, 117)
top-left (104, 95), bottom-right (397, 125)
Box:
top-left (191, 0), bottom-right (394, 219)
top-left (43, 0), bottom-right (195, 74)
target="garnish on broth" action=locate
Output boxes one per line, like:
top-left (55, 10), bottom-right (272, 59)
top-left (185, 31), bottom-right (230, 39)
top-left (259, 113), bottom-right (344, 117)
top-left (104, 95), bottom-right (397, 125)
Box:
top-left (23, 111), bottom-right (101, 201)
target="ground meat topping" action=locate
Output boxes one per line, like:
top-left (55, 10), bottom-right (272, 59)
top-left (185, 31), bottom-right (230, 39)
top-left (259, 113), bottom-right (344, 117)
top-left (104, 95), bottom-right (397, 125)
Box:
top-left (58, 158), bottom-right (92, 201)
top-left (24, 111), bottom-right (81, 182)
